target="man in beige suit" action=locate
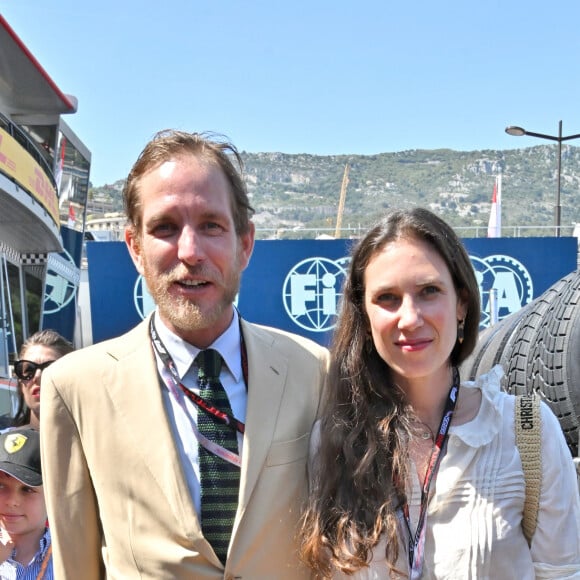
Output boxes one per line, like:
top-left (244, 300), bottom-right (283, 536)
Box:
top-left (40, 130), bottom-right (329, 579)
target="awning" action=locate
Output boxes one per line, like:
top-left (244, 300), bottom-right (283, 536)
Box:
top-left (0, 15), bottom-right (77, 117)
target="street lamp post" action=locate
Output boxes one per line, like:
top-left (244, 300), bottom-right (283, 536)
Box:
top-left (505, 121), bottom-right (580, 237)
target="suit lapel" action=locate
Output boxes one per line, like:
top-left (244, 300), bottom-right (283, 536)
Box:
top-left (104, 318), bottom-right (292, 562)
top-left (103, 320), bottom-right (204, 542)
top-left (237, 321), bottom-right (288, 516)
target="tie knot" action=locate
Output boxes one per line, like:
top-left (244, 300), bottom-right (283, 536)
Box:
top-left (196, 349), bottom-right (222, 384)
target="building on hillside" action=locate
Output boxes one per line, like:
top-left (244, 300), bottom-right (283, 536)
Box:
top-left (86, 213), bottom-right (126, 241)
top-left (0, 14), bottom-right (91, 415)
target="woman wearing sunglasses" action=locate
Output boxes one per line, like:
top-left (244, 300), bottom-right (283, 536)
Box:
top-left (10, 330), bottom-right (74, 430)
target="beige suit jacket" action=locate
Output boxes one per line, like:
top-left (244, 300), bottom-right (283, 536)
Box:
top-left (40, 317), bottom-right (328, 579)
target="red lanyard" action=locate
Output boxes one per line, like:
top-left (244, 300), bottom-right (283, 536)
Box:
top-left (401, 367), bottom-right (460, 580)
top-left (177, 383), bottom-right (245, 434)
top-left (149, 315), bottom-right (247, 435)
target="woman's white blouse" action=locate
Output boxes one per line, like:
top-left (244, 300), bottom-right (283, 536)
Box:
top-left (322, 366), bottom-right (580, 579)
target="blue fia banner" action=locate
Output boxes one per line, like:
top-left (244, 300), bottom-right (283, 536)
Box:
top-left (87, 237), bottom-right (578, 346)
top-left (42, 226), bottom-right (83, 342)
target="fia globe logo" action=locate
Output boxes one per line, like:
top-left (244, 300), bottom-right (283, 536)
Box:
top-left (282, 257), bottom-right (350, 332)
top-left (44, 249), bottom-right (80, 314)
top-left (133, 276), bottom-right (156, 320)
top-left (470, 254), bottom-right (533, 329)
top-left (282, 253), bottom-right (533, 333)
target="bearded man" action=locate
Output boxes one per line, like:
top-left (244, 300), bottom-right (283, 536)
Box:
top-left (40, 130), bottom-right (329, 579)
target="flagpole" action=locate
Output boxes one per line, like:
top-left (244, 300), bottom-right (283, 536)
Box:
top-left (497, 173), bottom-right (502, 235)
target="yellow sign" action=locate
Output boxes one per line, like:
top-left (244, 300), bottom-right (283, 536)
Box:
top-left (0, 127), bottom-right (60, 226)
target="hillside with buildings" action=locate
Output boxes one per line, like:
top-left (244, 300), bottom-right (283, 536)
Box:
top-left (87, 145), bottom-right (580, 239)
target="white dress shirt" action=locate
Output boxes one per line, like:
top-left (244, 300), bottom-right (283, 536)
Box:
top-left (153, 308), bottom-right (247, 518)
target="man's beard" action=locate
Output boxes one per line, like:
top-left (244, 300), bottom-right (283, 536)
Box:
top-left (143, 261), bottom-right (241, 335)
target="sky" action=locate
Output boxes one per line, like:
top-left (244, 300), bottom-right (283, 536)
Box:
top-left (2, 0), bottom-right (580, 187)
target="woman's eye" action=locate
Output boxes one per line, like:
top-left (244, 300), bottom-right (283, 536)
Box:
top-left (377, 293), bottom-right (398, 304)
top-left (422, 285), bottom-right (441, 296)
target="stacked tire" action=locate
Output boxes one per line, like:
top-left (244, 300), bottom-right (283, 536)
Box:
top-left (461, 269), bottom-right (580, 457)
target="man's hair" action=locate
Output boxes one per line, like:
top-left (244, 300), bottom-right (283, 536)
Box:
top-left (123, 130), bottom-right (255, 235)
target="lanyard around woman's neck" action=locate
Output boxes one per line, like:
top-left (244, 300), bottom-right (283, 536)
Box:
top-left (401, 366), bottom-right (460, 580)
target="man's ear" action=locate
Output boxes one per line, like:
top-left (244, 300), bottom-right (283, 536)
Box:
top-left (125, 225), bottom-right (145, 275)
top-left (238, 222), bottom-right (255, 272)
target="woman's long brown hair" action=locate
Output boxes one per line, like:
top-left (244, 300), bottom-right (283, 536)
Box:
top-left (299, 208), bottom-right (480, 577)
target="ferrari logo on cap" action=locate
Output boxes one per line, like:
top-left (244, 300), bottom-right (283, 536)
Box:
top-left (4, 434), bottom-right (27, 454)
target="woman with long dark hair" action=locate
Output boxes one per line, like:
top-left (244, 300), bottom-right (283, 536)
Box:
top-left (300, 208), bottom-right (579, 578)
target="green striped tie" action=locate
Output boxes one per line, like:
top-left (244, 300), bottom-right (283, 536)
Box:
top-left (196, 349), bottom-right (239, 564)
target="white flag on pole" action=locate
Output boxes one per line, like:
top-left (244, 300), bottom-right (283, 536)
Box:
top-left (487, 174), bottom-right (502, 238)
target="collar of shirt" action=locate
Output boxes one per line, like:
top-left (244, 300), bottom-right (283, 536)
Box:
top-left (8, 525), bottom-right (51, 565)
top-left (449, 365), bottom-right (503, 448)
top-left (152, 308), bottom-right (243, 384)
top-left (39, 526), bottom-right (51, 557)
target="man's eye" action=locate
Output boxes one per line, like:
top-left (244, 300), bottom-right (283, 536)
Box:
top-left (204, 222), bottom-right (224, 232)
top-left (150, 223), bottom-right (175, 236)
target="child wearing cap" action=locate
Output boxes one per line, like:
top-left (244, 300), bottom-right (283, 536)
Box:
top-left (0, 428), bottom-right (52, 579)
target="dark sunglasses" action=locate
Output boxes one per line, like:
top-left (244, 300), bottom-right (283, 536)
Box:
top-left (13, 359), bottom-right (56, 381)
